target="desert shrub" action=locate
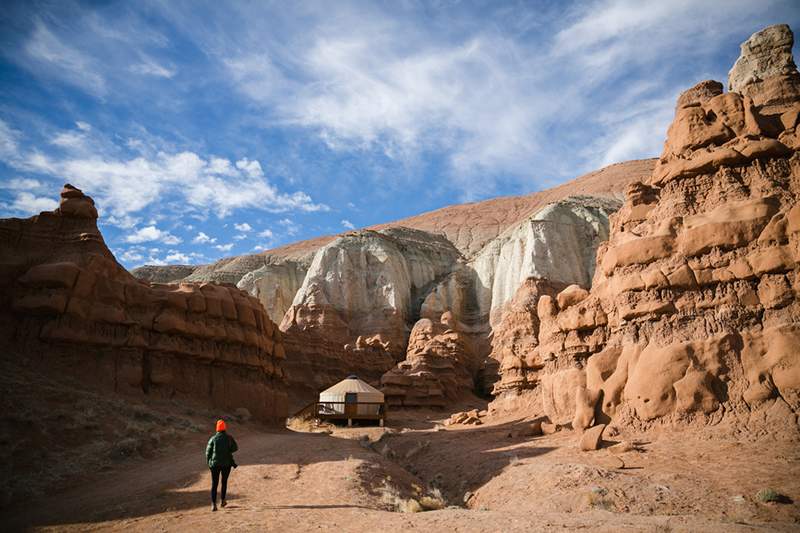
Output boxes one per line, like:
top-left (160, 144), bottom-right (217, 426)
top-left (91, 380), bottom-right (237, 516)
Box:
top-left (399, 498), bottom-right (423, 513)
top-left (756, 488), bottom-right (782, 503)
top-left (419, 487), bottom-right (446, 510)
top-left (379, 480), bottom-right (446, 512)
top-left (586, 487), bottom-right (612, 510)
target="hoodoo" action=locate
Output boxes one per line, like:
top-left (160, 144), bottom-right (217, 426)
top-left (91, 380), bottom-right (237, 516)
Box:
top-left (491, 24), bottom-right (800, 437)
top-left (0, 185), bottom-right (288, 423)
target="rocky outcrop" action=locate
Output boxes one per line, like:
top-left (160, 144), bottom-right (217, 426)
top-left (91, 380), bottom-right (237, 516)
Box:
top-left (131, 160), bottom-right (652, 404)
top-left (728, 24), bottom-right (800, 112)
top-left (0, 185), bottom-right (287, 423)
top-left (282, 227), bottom-right (462, 358)
top-left (131, 264), bottom-right (198, 283)
top-left (380, 312), bottom-right (476, 407)
top-left (488, 278), bottom-right (568, 397)
top-left (278, 228), bottom-right (462, 401)
top-left (492, 25), bottom-right (800, 437)
top-left (470, 196), bottom-right (619, 328)
top-left (237, 257), bottom-right (309, 324)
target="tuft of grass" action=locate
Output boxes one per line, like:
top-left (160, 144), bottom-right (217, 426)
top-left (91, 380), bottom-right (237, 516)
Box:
top-left (378, 480), bottom-right (445, 513)
top-left (419, 487), bottom-right (446, 511)
top-left (586, 487), bottom-right (612, 510)
top-left (755, 488), bottom-right (783, 503)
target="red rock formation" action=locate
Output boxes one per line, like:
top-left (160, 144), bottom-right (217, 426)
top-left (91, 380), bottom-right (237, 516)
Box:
top-left (492, 24), bottom-right (800, 436)
top-left (488, 278), bottom-right (568, 399)
top-left (380, 312), bottom-right (477, 408)
top-left (0, 185), bottom-right (287, 423)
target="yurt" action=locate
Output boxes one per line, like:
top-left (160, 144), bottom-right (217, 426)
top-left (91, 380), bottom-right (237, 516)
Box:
top-left (318, 375), bottom-right (386, 425)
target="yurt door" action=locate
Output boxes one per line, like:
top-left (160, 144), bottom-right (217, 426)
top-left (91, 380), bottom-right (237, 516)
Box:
top-left (345, 392), bottom-right (357, 418)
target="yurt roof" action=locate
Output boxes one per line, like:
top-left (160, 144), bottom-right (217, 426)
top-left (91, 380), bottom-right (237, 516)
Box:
top-left (320, 375), bottom-right (383, 396)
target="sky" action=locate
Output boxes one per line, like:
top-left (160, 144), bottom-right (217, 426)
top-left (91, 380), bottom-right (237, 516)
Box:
top-left (1, 0), bottom-right (798, 268)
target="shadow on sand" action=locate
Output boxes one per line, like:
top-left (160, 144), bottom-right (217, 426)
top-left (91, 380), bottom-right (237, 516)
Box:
top-left (12, 414), bottom-right (557, 530)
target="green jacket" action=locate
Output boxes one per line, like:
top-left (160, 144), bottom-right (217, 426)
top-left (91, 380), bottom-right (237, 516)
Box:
top-left (206, 431), bottom-right (238, 468)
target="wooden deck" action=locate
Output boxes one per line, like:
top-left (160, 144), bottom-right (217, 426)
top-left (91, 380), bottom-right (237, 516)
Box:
top-left (294, 401), bottom-right (387, 426)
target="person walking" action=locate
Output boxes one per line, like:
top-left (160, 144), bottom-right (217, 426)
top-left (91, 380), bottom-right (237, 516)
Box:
top-left (206, 419), bottom-right (238, 511)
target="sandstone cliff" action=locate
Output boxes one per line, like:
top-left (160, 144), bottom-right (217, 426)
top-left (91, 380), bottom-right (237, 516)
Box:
top-left (0, 185), bottom-right (287, 423)
top-left (492, 24), bottom-right (800, 438)
top-left (133, 160), bottom-right (653, 404)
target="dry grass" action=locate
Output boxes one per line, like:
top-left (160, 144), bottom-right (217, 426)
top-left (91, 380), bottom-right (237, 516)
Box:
top-left (286, 415), bottom-right (333, 434)
top-left (0, 358), bottom-right (221, 509)
top-left (378, 480), bottom-right (447, 513)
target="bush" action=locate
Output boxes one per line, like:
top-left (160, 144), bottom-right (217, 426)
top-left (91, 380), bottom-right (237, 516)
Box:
top-left (756, 488), bottom-right (782, 503)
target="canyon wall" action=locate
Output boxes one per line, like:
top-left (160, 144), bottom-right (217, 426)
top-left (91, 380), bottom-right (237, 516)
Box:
top-left (492, 24), bottom-right (800, 436)
top-left (132, 161), bottom-right (653, 404)
top-left (0, 185), bottom-right (287, 423)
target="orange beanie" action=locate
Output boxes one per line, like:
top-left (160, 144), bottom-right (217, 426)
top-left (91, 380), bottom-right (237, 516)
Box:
top-left (216, 419), bottom-right (226, 432)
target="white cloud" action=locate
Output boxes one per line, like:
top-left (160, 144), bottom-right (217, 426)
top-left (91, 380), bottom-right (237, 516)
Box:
top-left (0, 120), bottom-right (21, 160)
top-left (258, 228), bottom-right (274, 238)
top-left (126, 225), bottom-right (182, 245)
top-left (76, 121), bottom-right (91, 131)
top-left (214, 243), bottom-right (234, 252)
top-left (23, 20), bottom-right (107, 95)
top-left (104, 213), bottom-right (141, 229)
top-left (164, 251), bottom-right (190, 263)
top-left (0, 177), bottom-right (45, 192)
top-left (119, 248), bottom-right (144, 263)
top-left (193, 231), bottom-right (216, 244)
top-left (6, 192), bottom-right (58, 214)
top-left (233, 234), bottom-right (247, 240)
top-left (235, 158), bottom-right (263, 179)
top-left (1, 130), bottom-right (328, 217)
top-left (341, 219), bottom-right (355, 230)
top-left (277, 218), bottom-right (300, 236)
top-left (130, 58), bottom-right (176, 78)
top-left (51, 131), bottom-right (87, 150)
top-left (234, 222), bottom-right (252, 232)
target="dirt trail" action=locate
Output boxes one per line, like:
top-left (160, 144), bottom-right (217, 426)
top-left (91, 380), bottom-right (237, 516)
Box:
top-left (10, 414), bottom-right (800, 532)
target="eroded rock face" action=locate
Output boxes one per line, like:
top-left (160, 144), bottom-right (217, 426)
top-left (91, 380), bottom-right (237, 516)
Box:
top-left (471, 196), bottom-right (619, 329)
top-left (282, 227), bottom-right (462, 360)
top-left (729, 24), bottom-right (800, 111)
top-left (277, 228), bottom-right (463, 403)
top-left (0, 185), bottom-right (287, 423)
top-left (237, 258), bottom-right (309, 324)
top-left (488, 278), bottom-right (567, 398)
top-left (492, 25), bottom-right (800, 435)
top-left (131, 264), bottom-right (198, 283)
top-left (380, 313), bottom-right (477, 408)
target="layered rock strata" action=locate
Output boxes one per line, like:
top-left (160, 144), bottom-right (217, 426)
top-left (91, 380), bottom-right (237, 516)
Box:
top-left (278, 228), bottom-right (462, 402)
top-left (493, 24), bottom-right (800, 436)
top-left (0, 185), bottom-right (287, 423)
top-left (380, 312), bottom-right (476, 407)
top-left (488, 278), bottom-right (569, 397)
top-left (134, 161), bottom-right (654, 402)
top-left (130, 264), bottom-right (198, 283)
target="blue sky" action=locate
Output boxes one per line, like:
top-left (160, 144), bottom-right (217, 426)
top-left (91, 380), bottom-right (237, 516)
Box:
top-left (1, 0), bottom-right (798, 268)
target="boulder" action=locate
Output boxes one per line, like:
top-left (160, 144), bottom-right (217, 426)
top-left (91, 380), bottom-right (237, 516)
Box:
top-left (579, 424), bottom-right (606, 452)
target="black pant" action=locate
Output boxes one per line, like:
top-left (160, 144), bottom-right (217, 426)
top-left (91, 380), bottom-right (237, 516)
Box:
top-left (210, 465), bottom-right (231, 504)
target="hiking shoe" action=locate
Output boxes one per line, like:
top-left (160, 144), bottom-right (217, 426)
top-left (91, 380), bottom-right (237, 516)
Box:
top-left (211, 503), bottom-right (217, 512)
top-left (221, 500), bottom-right (227, 508)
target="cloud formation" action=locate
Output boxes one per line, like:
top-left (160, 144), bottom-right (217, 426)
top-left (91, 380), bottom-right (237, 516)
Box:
top-left (1, 0), bottom-right (798, 269)
top-left (0, 120), bottom-right (328, 218)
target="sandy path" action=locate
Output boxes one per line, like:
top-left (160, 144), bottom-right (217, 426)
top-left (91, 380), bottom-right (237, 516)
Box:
top-left (11, 422), bottom-right (798, 532)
